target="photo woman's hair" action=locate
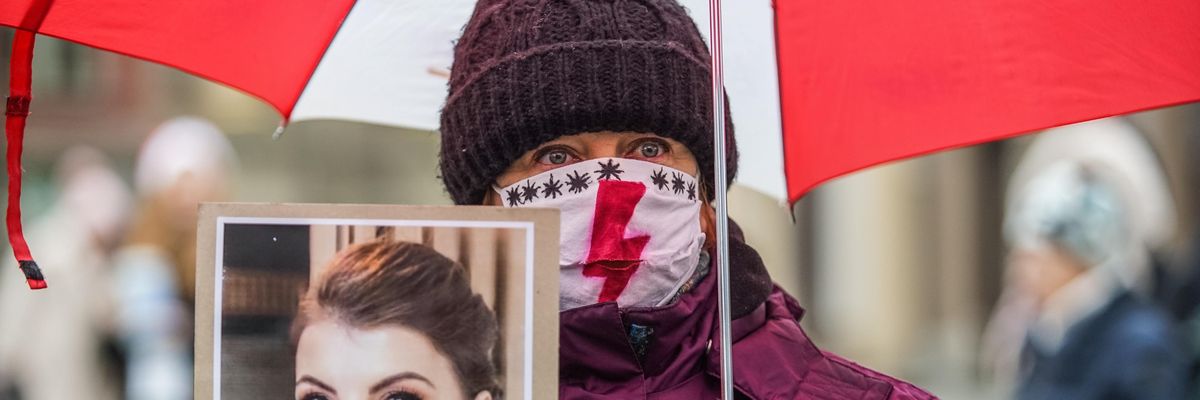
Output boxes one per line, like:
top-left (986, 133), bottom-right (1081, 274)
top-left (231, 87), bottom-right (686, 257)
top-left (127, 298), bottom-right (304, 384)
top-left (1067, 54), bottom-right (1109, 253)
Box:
top-left (294, 240), bottom-right (500, 398)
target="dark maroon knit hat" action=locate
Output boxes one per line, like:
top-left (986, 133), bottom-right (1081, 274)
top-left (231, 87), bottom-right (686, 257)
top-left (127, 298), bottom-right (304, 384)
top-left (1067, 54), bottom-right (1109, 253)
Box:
top-left (438, 0), bottom-right (737, 205)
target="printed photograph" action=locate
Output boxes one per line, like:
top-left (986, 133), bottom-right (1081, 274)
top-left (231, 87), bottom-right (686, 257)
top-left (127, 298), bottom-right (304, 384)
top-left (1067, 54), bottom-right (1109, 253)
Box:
top-left (194, 204), bottom-right (558, 400)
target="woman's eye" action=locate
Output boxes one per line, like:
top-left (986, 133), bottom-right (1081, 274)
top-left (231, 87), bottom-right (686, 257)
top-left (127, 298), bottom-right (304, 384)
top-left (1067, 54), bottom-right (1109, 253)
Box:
top-left (537, 149), bottom-right (572, 165)
top-left (638, 141), bottom-right (664, 158)
top-left (384, 391), bottom-right (423, 400)
top-left (301, 393), bottom-right (330, 400)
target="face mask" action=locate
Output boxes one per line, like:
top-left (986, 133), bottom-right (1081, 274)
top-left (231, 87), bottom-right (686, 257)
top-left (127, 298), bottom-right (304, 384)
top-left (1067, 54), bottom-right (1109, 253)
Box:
top-left (495, 157), bottom-right (706, 310)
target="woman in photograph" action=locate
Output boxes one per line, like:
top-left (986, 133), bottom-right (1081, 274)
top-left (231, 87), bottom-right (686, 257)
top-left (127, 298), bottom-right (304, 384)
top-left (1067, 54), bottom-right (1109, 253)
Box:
top-left (437, 0), bottom-right (934, 398)
top-left (292, 240), bottom-right (499, 400)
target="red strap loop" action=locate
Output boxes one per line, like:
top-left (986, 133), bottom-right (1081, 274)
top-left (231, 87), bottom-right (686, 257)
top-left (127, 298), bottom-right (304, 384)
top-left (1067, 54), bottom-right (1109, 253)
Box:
top-left (6, 30), bottom-right (46, 290)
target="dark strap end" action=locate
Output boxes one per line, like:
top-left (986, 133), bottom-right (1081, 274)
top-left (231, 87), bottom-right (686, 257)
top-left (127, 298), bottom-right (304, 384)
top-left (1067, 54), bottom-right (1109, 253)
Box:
top-left (18, 260), bottom-right (46, 290)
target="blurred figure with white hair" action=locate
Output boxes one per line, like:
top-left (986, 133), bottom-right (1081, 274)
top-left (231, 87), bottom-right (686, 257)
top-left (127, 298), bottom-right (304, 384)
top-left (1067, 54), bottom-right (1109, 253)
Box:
top-left (983, 118), bottom-right (1187, 400)
top-left (0, 146), bottom-right (132, 400)
top-left (112, 116), bottom-right (237, 400)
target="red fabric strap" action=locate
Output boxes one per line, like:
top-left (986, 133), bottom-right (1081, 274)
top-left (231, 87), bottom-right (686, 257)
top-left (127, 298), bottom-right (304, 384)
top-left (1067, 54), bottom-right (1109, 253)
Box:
top-left (6, 30), bottom-right (46, 290)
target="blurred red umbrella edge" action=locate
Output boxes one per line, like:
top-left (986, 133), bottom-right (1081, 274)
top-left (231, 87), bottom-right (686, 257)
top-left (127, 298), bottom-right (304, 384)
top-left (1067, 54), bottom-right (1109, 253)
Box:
top-left (3, 0), bottom-right (355, 117)
top-left (776, 0), bottom-right (1200, 204)
top-left (2, 0), bottom-right (355, 288)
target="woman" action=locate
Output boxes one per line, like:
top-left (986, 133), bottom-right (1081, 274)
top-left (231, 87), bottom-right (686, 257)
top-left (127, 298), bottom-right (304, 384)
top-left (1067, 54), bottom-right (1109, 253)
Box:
top-left (1002, 162), bottom-right (1186, 399)
top-left (293, 240), bottom-right (499, 400)
top-left (117, 117), bottom-right (236, 400)
top-left (437, 0), bottom-right (934, 398)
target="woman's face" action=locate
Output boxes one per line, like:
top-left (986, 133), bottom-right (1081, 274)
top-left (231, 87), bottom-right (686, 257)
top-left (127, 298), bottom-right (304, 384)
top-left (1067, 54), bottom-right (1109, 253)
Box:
top-left (489, 131), bottom-right (699, 201)
top-left (295, 320), bottom-right (485, 400)
top-left (1008, 244), bottom-right (1085, 305)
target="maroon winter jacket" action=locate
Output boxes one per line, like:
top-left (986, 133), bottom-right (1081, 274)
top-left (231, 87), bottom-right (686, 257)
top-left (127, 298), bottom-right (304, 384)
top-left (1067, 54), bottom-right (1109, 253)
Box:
top-left (559, 226), bottom-right (936, 399)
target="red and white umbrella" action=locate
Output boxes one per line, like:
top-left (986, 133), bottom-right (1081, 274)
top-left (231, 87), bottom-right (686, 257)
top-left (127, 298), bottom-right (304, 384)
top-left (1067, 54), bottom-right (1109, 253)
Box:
top-left (6, 0), bottom-right (1197, 203)
top-left (0, 0), bottom-right (792, 285)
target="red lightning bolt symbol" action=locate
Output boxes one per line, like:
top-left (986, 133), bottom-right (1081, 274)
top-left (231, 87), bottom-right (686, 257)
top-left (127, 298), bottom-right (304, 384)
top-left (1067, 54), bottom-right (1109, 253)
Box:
top-left (582, 180), bottom-right (650, 303)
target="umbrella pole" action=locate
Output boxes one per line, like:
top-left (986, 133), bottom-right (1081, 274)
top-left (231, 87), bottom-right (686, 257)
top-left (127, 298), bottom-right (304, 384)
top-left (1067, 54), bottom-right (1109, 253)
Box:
top-left (706, 0), bottom-right (733, 398)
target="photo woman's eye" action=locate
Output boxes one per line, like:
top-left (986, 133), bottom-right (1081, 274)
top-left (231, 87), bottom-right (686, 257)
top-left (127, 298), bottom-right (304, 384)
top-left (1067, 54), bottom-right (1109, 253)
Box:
top-left (383, 390), bottom-right (423, 400)
top-left (300, 392), bottom-right (331, 400)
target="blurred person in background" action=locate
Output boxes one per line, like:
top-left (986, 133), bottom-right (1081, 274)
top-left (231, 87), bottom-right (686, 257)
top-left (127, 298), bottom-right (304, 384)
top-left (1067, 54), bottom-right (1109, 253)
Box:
top-left (1171, 213), bottom-right (1200, 393)
top-left (1170, 219), bottom-right (1200, 398)
top-left (112, 116), bottom-right (237, 400)
top-left (0, 146), bottom-right (132, 400)
top-left (1175, 229), bottom-right (1200, 399)
top-left (983, 118), bottom-right (1186, 400)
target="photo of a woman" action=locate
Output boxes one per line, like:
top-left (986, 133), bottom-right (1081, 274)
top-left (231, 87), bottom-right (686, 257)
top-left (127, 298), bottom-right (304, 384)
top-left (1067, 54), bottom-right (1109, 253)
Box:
top-left (292, 240), bottom-right (500, 400)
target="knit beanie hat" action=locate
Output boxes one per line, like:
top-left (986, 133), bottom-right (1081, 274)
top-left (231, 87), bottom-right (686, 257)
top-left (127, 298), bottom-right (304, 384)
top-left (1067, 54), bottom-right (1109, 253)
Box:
top-left (439, 0), bottom-right (737, 205)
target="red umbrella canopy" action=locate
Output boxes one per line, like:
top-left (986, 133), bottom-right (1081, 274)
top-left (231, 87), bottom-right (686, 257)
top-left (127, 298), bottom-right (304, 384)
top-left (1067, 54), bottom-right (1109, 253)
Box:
top-left (775, 0), bottom-right (1200, 204)
top-left (2, 0), bottom-right (354, 117)
top-left (2, 0), bottom-right (354, 288)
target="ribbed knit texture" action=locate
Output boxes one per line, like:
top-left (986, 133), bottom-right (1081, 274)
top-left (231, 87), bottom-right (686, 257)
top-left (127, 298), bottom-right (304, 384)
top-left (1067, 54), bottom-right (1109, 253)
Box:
top-left (439, 0), bottom-right (737, 205)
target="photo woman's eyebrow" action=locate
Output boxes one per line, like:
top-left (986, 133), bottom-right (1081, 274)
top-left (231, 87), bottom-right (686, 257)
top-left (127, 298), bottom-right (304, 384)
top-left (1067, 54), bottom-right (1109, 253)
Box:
top-left (369, 372), bottom-right (436, 394)
top-left (296, 375), bottom-right (337, 394)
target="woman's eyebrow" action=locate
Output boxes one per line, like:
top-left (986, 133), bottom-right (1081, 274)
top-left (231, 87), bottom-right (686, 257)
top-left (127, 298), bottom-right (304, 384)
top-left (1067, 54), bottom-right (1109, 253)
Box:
top-left (534, 142), bottom-right (577, 153)
top-left (369, 372), bottom-right (436, 393)
top-left (296, 375), bottom-right (337, 394)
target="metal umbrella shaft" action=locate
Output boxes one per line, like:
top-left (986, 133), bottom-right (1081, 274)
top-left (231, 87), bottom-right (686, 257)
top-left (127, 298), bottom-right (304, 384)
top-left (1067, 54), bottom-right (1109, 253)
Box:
top-left (705, 0), bottom-right (734, 398)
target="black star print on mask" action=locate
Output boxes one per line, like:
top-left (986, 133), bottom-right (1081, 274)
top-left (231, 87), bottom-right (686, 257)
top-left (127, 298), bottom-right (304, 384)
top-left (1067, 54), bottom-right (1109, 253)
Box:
top-left (670, 172), bottom-right (686, 195)
top-left (566, 170), bottom-right (592, 194)
top-left (542, 174), bottom-right (564, 199)
top-left (521, 180), bottom-right (539, 203)
top-left (505, 186), bottom-right (523, 206)
top-left (687, 182), bottom-right (697, 201)
top-left (650, 167), bottom-right (669, 190)
top-left (595, 159), bottom-right (624, 181)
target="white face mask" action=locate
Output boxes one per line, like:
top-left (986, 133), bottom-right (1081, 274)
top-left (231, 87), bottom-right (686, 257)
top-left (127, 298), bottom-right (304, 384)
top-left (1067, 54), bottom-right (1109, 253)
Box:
top-left (495, 157), bottom-right (706, 310)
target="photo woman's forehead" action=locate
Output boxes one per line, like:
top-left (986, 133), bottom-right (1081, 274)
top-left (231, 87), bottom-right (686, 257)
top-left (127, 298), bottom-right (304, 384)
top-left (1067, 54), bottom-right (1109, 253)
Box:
top-left (295, 322), bottom-right (456, 390)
